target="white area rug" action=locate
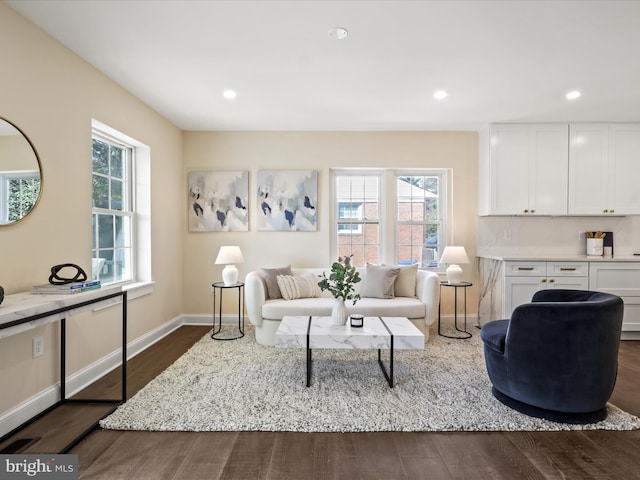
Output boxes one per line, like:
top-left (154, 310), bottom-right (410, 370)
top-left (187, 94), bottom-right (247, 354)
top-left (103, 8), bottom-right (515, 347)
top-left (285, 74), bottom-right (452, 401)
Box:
top-left (100, 325), bottom-right (640, 432)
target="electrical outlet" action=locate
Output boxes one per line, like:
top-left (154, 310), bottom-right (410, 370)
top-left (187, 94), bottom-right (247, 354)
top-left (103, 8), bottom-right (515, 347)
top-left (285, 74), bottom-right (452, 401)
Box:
top-left (32, 336), bottom-right (44, 358)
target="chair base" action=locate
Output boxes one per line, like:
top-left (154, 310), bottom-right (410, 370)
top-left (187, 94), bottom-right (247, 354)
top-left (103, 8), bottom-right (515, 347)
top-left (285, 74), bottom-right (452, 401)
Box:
top-left (491, 387), bottom-right (608, 425)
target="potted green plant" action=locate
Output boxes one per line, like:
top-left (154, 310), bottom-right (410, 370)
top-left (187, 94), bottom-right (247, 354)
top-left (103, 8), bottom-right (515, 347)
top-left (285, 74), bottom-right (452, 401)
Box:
top-left (318, 255), bottom-right (361, 325)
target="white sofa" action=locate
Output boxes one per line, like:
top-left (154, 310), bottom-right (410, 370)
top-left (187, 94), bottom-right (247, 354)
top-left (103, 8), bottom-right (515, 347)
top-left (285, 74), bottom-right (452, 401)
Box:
top-left (245, 267), bottom-right (440, 346)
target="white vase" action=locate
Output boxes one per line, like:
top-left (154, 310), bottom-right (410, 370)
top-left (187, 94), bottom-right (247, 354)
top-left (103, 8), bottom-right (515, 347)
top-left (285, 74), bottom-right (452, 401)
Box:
top-left (331, 298), bottom-right (348, 326)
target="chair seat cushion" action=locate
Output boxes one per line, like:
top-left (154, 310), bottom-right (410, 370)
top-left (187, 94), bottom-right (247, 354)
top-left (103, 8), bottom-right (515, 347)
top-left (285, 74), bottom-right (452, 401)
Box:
top-left (262, 297), bottom-right (425, 320)
top-left (480, 319), bottom-right (509, 354)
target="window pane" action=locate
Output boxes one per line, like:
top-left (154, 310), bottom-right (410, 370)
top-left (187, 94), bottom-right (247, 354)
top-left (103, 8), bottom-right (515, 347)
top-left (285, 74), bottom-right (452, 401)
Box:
top-left (98, 214), bottom-right (114, 249)
top-left (92, 139), bottom-right (109, 174)
top-left (111, 179), bottom-right (123, 211)
top-left (113, 248), bottom-right (131, 282)
top-left (115, 215), bottom-right (131, 248)
top-left (426, 198), bottom-right (439, 221)
top-left (93, 175), bottom-right (109, 208)
top-left (110, 146), bottom-right (123, 178)
top-left (7, 178), bottom-right (38, 221)
top-left (99, 250), bottom-right (114, 284)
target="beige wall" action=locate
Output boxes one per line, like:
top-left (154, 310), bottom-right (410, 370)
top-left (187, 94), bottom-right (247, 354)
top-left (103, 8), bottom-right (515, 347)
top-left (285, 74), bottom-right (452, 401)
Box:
top-left (182, 131), bottom-right (479, 316)
top-left (0, 5), bottom-right (183, 414)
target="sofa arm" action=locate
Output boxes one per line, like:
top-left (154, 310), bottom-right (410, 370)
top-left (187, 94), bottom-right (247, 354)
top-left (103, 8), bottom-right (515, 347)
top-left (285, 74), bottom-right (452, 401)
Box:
top-left (416, 269), bottom-right (440, 326)
top-left (245, 271), bottom-right (267, 327)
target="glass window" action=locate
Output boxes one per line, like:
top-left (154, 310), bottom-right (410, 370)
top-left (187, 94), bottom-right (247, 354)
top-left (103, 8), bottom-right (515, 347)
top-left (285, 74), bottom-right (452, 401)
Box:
top-left (0, 171), bottom-right (40, 222)
top-left (331, 169), bottom-right (448, 270)
top-left (396, 173), bottom-right (446, 268)
top-left (91, 134), bottom-right (134, 284)
top-left (333, 173), bottom-right (381, 266)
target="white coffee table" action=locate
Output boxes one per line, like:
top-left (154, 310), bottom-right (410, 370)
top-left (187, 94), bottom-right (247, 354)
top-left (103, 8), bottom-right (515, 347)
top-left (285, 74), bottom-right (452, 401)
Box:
top-left (275, 316), bottom-right (424, 388)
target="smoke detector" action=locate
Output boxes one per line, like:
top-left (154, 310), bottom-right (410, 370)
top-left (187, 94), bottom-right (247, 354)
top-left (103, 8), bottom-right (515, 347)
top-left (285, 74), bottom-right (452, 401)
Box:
top-left (328, 27), bottom-right (348, 40)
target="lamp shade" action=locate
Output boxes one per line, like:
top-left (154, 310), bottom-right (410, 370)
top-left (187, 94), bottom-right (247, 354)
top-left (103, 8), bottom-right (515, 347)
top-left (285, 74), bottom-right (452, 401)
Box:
top-left (215, 246), bottom-right (244, 285)
top-left (215, 246), bottom-right (244, 265)
top-left (440, 246), bottom-right (470, 284)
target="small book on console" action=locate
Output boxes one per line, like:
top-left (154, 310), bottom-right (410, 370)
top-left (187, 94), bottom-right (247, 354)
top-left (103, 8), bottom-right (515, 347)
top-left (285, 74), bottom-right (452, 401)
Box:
top-left (32, 280), bottom-right (101, 294)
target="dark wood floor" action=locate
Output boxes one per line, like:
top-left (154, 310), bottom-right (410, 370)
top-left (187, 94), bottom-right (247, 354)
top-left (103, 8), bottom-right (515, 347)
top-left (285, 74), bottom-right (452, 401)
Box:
top-left (2, 325), bottom-right (640, 479)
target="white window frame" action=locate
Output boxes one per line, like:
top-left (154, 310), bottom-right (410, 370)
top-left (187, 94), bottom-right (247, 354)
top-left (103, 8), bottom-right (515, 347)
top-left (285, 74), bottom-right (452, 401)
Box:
top-left (331, 169), bottom-right (385, 266)
top-left (394, 170), bottom-right (448, 271)
top-left (330, 168), bottom-right (450, 272)
top-left (91, 119), bottom-right (152, 295)
top-left (92, 132), bottom-right (135, 284)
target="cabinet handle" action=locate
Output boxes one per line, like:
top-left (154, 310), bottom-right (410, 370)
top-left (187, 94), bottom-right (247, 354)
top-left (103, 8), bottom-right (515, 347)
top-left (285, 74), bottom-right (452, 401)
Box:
top-left (603, 209), bottom-right (609, 213)
top-left (610, 209), bottom-right (615, 213)
top-left (560, 267), bottom-right (576, 271)
top-left (531, 209), bottom-right (535, 213)
top-left (524, 209), bottom-right (529, 213)
top-left (549, 279), bottom-right (555, 283)
top-left (518, 267), bottom-right (534, 271)
top-left (541, 279), bottom-right (547, 283)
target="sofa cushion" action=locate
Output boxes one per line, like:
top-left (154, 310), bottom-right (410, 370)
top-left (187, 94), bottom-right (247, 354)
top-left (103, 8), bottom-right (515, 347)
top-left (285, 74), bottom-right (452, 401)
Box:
top-left (361, 264), bottom-right (400, 299)
top-left (262, 265), bottom-right (292, 299)
top-left (277, 273), bottom-right (322, 300)
top-left (261, 297), bottom-right (425, 320)
top-left (394, 264), bottom-right (418, 297)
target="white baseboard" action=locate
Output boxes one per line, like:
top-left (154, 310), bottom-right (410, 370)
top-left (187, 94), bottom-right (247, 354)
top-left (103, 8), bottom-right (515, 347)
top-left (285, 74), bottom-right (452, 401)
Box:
top-left (0, 312), bottom-right (232, 439)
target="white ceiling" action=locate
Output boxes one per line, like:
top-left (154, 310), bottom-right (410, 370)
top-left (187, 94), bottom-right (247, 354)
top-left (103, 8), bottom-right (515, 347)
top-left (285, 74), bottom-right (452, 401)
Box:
top-left (7, 0), bottom-right (640, 131)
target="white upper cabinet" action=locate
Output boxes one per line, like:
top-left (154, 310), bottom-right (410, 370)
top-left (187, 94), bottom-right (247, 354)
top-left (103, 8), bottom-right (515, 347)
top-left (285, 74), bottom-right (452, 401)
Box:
top-left (486, 123), bottom-right (568, 215)
top-left (568, 123), bottom-right (640, 215)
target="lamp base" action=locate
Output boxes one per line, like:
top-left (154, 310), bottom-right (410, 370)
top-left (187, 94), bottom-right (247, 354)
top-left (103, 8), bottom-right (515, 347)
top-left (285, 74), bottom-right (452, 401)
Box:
top-left (222, 265), bottom-right (239, 285)
top-left (446, 264), bottom-right (463, 284)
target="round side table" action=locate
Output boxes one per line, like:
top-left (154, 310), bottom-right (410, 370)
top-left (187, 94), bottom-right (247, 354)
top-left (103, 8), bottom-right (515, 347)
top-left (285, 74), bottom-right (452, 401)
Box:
top-left (438, 281), bottom-right (472, 339)
top-left (211, 281), bottom-right (245, 341)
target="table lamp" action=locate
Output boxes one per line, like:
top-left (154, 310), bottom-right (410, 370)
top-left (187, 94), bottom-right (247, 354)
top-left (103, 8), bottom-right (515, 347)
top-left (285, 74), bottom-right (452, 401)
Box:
top-left (440, 246), bottom-right (470, 284)
top-left (215, 246), bottom-right (244, 285)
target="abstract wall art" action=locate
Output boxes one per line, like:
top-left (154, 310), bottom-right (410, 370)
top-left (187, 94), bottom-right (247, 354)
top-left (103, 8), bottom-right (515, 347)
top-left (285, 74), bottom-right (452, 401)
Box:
top-left (188, 170), bottom-right (249, 232)
top-left (256, 170), bottom-right (318, 231)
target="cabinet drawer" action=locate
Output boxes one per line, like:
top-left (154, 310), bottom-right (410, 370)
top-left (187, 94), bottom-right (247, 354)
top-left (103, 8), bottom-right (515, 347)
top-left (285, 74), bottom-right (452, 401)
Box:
top-left (505, 262), bottom-right (546, 276)
top-left (547, 262), bottom-right (588, 277)
top-left (620, 297), bottom-right (640, 331)
top-left (589, 263), bottom-right (640, 296)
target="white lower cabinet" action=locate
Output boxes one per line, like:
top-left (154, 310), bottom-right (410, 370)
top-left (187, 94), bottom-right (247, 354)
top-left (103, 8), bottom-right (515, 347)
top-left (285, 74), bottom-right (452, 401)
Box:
top-left (589, 262), bottom-right (640, 332)
top-left (504, 261), bottom-right (589, 315)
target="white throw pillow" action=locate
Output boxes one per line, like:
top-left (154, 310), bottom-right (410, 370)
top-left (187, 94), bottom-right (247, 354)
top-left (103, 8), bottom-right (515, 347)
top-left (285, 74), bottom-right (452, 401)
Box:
top-left (394, 264), bottom-right (418, 297)
top-left (277, 273), bottom-right (322, 300)
top-left (361, 264), bottom-right (400, 299)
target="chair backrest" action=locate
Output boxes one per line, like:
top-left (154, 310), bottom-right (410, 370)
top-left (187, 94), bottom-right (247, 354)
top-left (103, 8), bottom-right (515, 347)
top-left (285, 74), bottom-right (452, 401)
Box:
top-left (506, 289), bottom-right (624, 404)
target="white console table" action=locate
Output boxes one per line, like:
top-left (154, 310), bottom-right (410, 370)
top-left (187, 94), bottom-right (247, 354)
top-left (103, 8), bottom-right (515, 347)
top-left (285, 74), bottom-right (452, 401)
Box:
top-left (0, 285), bottom-right (127, 453)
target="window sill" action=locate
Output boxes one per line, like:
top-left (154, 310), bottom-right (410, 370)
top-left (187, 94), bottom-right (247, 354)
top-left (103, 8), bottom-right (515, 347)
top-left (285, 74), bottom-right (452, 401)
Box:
top-left (91, 280), bottom-right (154, 312)
top-left (122, 280), bottom-right (155, 300)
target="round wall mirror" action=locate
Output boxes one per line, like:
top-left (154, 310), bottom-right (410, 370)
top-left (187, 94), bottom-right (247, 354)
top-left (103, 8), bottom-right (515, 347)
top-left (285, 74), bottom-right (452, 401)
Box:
top-left (0, 117), bottom-right (42, 226)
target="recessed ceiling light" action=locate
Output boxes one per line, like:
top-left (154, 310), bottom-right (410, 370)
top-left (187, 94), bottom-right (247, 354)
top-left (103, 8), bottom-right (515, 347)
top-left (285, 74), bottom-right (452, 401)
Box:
top-left (566, 90), bottom-right (581, 100)
top-left (223, 89), bottom-right (237, 100)
top-left (328, 27), bottom-right (348, 40)
top-left (433, 90), bottom-right (449, 100)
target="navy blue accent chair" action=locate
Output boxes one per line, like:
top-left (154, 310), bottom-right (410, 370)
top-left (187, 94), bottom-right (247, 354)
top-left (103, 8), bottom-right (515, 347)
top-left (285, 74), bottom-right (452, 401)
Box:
top-left (481, 289), bottom-right (624, 424)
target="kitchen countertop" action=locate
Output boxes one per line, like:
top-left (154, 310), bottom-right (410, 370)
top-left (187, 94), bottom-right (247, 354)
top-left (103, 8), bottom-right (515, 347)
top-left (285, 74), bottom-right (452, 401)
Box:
top-left (478, 254), bottom-right (640, 262)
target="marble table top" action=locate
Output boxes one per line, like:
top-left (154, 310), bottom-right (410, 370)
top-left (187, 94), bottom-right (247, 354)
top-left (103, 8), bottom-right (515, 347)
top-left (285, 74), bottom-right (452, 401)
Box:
top-left (275, 316), bottom-right (424, 350)
top-left (0, 285), bottom-right (123, 339)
